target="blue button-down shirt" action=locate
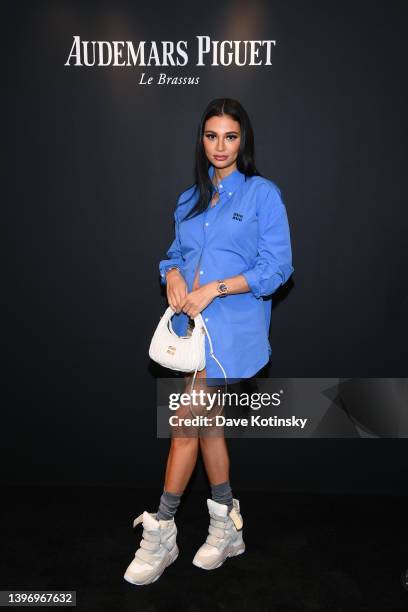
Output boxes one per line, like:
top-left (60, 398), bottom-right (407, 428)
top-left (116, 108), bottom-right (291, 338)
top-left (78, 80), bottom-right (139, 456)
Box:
top-left (159, 164), bottom-right (294, 384)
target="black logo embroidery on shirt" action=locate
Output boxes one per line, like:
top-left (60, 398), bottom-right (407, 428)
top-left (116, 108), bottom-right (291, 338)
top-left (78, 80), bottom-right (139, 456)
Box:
top-left (232, 212), bottom-right (243, 222)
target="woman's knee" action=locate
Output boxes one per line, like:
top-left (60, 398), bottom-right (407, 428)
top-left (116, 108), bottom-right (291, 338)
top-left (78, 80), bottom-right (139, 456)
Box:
top-left (170, 435), bottom-right (199, 448)
top-left (199, 427), bottom-right (226, 442)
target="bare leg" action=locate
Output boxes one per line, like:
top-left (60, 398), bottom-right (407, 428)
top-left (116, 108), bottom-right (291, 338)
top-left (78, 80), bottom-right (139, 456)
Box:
top-left (162, 368), bottom-right (207, 493)
top-left (163, 437), bottom-right (199, 493)
top-left (197, 369), bottom-right (230, 485)
top-left (162, 367), bottom-right (230, 491)
top-left (199, 435), bottom-right (230, 485)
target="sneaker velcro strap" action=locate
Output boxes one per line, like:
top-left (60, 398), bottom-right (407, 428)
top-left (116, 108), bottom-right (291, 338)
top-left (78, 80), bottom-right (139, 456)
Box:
top-left (209, 524), bottom-right (225, 538)
top-left (210, 517), bottom-right (227, 528)
top-left (135, 547), bottom-right (156, 567)
top-left (140, 538), bottom-right (159, 551)
top-left (164, 534), bottom-right (176, 550)
top-left (133, 513), bottom-right (144, 528)
top-left (206, 533), bottom-right (223, 547)
top-left (142, 530), bottom-right (161, 542)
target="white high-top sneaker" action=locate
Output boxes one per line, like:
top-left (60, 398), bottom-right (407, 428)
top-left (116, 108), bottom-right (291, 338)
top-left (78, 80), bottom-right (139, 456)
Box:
top-left (192, 498), bottom-right (245, 570)
top-left (123, 510), bottom-right (179, 585)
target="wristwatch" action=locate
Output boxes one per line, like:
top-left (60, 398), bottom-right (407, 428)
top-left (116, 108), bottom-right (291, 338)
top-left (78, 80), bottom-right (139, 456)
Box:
top-left (216, 279), bottom-right (228, 297)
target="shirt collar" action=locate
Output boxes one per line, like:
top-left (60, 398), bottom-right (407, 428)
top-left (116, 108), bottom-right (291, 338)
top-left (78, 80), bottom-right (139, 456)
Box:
top-left (208, 163), bottom-right (246, 197)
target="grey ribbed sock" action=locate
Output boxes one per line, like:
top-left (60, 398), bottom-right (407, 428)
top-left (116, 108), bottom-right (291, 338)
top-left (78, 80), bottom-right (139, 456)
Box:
top-left (211, 480), bottom-right (233, 513)
top-left (156, 489), bottom-right (183, 521)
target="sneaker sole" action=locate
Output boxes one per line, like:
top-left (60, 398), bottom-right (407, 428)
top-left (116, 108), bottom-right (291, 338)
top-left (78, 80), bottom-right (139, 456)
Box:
top-left (192, 543), bottom-right (245, 570)
top-left (123, 545), bottom-right (179, 585)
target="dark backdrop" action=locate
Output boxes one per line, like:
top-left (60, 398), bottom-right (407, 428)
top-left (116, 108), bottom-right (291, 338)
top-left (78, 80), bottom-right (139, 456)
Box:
top-left (4, 0), bottom-right (408, 492)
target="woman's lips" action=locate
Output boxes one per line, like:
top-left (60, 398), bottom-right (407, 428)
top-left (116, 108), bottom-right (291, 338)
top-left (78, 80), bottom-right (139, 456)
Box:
top-left (214, 155), bottom-right (228, 160)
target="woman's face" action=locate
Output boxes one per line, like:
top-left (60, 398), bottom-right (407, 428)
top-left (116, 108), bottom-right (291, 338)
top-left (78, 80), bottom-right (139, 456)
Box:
top-left (202, 114), bottom-right (241, 172)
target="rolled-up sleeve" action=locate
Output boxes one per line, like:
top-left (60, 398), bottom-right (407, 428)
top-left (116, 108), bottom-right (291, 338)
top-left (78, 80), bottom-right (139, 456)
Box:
top-left (242, 184), bottom-right (294, 298)
top-left (159, 208), bottom-right (184, 286)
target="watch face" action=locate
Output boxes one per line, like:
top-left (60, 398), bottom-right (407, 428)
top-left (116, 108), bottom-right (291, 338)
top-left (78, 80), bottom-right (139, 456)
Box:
top-left (219, 283), bottom-right (227, 294)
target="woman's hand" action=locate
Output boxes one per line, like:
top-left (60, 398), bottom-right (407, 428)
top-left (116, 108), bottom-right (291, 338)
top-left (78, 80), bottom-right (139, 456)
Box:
top-left (180, 283), bottom-right (217, 318)
top-left (166, 269), bottom-right (188, 313)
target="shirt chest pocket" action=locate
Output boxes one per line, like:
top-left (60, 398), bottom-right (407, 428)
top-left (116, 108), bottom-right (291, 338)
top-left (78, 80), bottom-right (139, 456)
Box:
top-left (225, 209), bottom-right (258, 251)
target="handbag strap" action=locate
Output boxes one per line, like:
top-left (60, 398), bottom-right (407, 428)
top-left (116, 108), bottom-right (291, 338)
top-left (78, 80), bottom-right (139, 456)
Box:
top-left (189, 314), bottom-right (228, 400)
top-left (165, 306), bottom-right (228, 402)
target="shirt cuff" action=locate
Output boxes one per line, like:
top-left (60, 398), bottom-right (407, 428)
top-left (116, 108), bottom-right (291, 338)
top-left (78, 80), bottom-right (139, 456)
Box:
top-left (242, 268), bottom-right (284, 299)
top-left (159, 262), bottom-right (182, 286)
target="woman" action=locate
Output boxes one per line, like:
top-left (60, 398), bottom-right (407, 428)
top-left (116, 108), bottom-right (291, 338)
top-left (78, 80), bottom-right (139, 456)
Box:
top-left (124, 98), bottom-right (294, 585)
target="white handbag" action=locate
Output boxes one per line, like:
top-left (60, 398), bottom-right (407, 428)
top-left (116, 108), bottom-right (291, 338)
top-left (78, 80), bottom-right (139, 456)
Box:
top-left (148, 305), bottom-right (227, 395)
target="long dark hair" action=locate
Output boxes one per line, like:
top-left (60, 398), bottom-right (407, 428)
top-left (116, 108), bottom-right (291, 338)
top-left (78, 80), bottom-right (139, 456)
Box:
top-left (179, 98), bottom-right (263, 223)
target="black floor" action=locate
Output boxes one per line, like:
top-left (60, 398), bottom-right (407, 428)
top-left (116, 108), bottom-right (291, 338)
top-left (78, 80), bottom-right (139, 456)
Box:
top-left (1, 487), bottom-right (407, 611)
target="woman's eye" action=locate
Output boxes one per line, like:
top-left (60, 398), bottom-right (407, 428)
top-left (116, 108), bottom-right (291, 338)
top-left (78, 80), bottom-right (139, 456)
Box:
top-left (205, 134), bottom-right (238, 141)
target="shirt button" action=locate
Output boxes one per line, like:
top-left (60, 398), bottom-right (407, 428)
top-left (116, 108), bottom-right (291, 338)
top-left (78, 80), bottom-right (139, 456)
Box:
top-left (205, 222), bottom-right (209, 226)
top-left (199, 270), bottom-right (204, 275)
top-left (204, 317), bottom-right (209, 322)
top-left (228, 192), bottom-right (232, 196)
top-left (219, 183), bottom-right (223, 188)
